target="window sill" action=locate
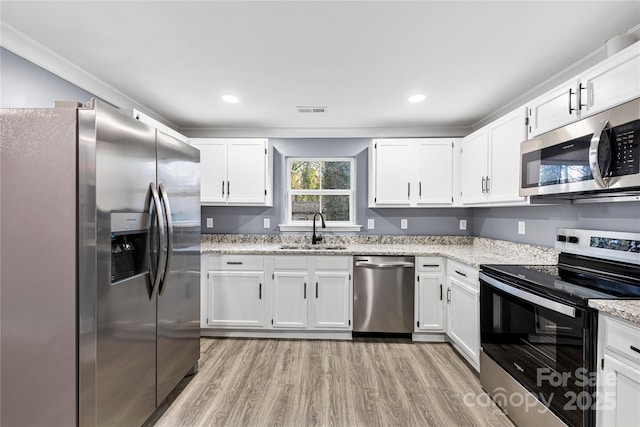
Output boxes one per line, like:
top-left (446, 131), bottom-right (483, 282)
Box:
top-left (278, 224), bottom-right (363, 232)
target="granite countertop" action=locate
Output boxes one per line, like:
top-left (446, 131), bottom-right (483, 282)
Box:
top-left (201, 235), bottom-right (559, 268)
top-left (588, 300), bottom-right (640, 326)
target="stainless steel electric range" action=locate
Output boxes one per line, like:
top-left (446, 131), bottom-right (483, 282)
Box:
top-left (479, 228), bottom-right (640, 427)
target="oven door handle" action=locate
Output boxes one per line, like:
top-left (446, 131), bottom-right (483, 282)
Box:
top-left (589, 119), bottom-right (610, 189)
top-left (479, 272), bottom-right (576, 318)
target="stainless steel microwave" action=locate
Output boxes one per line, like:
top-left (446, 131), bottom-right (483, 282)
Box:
top-left (520, 98), bottom-right (640, 201)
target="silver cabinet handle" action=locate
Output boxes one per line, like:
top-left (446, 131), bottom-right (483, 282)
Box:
top-left (578, 83), bottom-right (587, 109)
top-left (222, 180), bottom-right (225, 197)
top-left (158, 182), bottom-right (173, 296)
top-left (408, 182), bottom-right (411, 199)
top-left (440, 284), bottom-right (443, 301)
top-left (589, 119), bottom-right (610, 189)
top-left (481, 176), bottom-right (486, 193)
top-left (316, 282), bottom-right (318, 298)
top-left (304, 282), bottom-right (307, 299)
top-left (259, 283), bottom-right (262, 299)
top-left (227, 181), bottom-right (230, 196)
top-left (419, 181), bottom-right (422, 198)
top-left (455, 270), bottom-right (467, 277)
top-left (226, 261), bottom-right (243, 265)
top-left (422, 264), bottom-right (439, 267)
top-left (485, 176), bottom-right (490, 193)
top-left (447, 287), bottom-right (451, 303)
top-left (568, 88), bottom-right (577, 114)
top-left (631, 345), bottom-right (640, 354)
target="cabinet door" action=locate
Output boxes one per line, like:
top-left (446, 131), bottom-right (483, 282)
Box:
top-left (208, 271), bottom-right (264, 327)
top-left (372, 140), bottom-right (412, 206)
top-left (272, 272), bottom-right (308, 328)
top-left (487, 107), bottom-right (527, 204)
top-left (598, 354), bottom-right (640, 427)
top-left (581, 42), bottom-right (640, 118)
top-left (461, 128), bottom-right (489, 205)
top-left (416, 272), bottom-right (445, 331)
top-left (416, 140), bottom-right (453, 205)
top-left (313, 272), bottom-right (351, 329)
top-left (226, 139), bottom-right (267, 204)
top-left (447, 276), bottom-right (479, 365)
top-left (527, 79), bottom-right (579, 137)
top-left (191, 139), bottom-right (226, 204)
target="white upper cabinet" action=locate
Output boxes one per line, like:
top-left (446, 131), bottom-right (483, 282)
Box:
top-left (528, 41), bottom-right (640, 138)
top-left (369, 138), bottom-right (458, 207)
top-left (370, 140), bottom-right (413, 206)
top-left (461, 107), bottom-right (527, 206)
top-left (461, 128), bottom-right (489, 205)
top-left (190, 138), bottom-right (273, 206)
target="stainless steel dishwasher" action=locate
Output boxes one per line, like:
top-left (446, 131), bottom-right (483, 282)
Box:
top-left (353, 256), bottom-right (415, 334)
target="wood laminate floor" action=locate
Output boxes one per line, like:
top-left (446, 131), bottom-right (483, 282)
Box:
top-left (152, 338), bottom-right (513, 427)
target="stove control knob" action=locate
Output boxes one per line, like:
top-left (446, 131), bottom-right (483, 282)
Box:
top-left (568, 236), bottom-right (579, 244)
top-left (557, 235), bottom-right (567, 242)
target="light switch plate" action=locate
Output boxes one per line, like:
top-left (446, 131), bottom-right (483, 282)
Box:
top-left (206, 217), bottom-right (213, 228)
top-left (263, 218), bottom-right (270, 229)
top-left (459, 219), bottom-right (467, 230)
top-left (518, 221), bottom-right (526, 235)
top-left (367, 218), bottom-right (375, 229)
top-left (400, 219), bottom-right (408, 230)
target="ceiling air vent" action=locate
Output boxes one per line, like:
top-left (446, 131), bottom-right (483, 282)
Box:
top-left (297, 106), bottom-right (326, 113)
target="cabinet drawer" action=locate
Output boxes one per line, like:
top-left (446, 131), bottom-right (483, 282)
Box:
top-left (315, 256), bottom-right (351, 271)
top-left (447, 259), bottom-right (479, 287)
top-left (273, 256), bottom-right (308, 270)
top-left (417, 257), bottom-right (444, 272)
top-left (209, 255), bottom-right (264, 271)
top-left (604, 316), bottom-right (640, 365)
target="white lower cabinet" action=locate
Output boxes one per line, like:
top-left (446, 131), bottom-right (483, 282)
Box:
top-left (597, 314), bottom-right (640, 427)
top-left (313, 265), bottom-right (352, 329)
top-left (272, 271), bottom-right (308, 328)
top-left (446, 260), bottom-right (480, 370)
top-left (415, 257), bottom-right (445, 332)
top-left (207, 270), bottom-right (265, 328)
top-left (203, 254), bottom-right (352, 336)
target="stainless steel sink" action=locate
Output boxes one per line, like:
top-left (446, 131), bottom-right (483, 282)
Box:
top-left (279, 244), bottom-right (347, 250)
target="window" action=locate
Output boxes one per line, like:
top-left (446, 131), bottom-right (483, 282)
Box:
top-left (285, 158), bottom-right (356, 228)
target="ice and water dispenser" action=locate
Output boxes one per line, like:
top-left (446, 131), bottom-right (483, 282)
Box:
top-left (110, 212), bottom-right (149, 283)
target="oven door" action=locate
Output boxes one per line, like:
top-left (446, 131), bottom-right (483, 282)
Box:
top-left (480, 272), bottom-right (596, 427)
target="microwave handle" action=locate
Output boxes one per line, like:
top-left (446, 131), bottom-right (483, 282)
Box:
top-left (589, 119), bottom-right (610, 189)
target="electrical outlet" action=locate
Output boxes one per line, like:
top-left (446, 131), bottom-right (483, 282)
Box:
top-left (518, 221), bottom-right (526, 235)
top-left (400, 219), bottom-right (408, 230)
top-left (367, 218), bottom-right (375, 230)
top-left (263, 218), bottom-right (270, 229)
top-left (206, 217), bottom-right (213, 228)
top-left (459, 219), bottom-right (467, 230)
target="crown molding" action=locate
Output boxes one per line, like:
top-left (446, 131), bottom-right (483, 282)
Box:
top-left (0, 21), bottom-right (177, 129)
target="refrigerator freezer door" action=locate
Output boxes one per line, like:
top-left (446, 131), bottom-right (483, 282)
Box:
top-left (85, 101), bottom-right (158, 427)
top-left (156, 131), bottom-right (201, 405)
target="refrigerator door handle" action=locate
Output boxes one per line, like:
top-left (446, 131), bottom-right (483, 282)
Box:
top-left (158, 183), bottom-right (173, 296)
top-left (149, 182), bottom-right (167, 300)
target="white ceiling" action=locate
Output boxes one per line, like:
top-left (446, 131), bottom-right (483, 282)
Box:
top-left (1, 1), bottom-right (639, 135)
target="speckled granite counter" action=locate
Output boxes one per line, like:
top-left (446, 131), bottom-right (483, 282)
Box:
top-left (589, 300), bottom-right (640, 325)
top-left (201, 235), bottom-right (559, 268)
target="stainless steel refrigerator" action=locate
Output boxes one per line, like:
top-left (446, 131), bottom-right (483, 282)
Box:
top-left (1, 99), bottom-right (201, 427)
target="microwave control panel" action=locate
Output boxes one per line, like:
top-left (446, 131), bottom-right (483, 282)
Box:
top-left (612, 119), bottom-right (639, 176)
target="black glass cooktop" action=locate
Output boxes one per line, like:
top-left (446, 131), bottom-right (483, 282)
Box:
top-left (481, 255), bottom-right (640, 308)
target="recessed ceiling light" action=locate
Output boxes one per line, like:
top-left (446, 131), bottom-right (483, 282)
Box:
top-left (222, 95), bottom-right (239, 104)
top-left (408, 94), bottom-right (426, 103)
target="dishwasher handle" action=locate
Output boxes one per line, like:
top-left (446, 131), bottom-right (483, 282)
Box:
top-left (355, 261), bottom-right (414, 269)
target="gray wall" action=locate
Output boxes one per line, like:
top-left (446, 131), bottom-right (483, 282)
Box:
top-left (473, 203), bottom-right (640, 247)
top-left (1, 48), bottom-right (98, 108)
top-left (201, 138), bottom-right (473, 236)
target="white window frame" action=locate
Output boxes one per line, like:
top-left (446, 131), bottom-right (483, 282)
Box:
top-left (279, 157), bottom-right (361, 232)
